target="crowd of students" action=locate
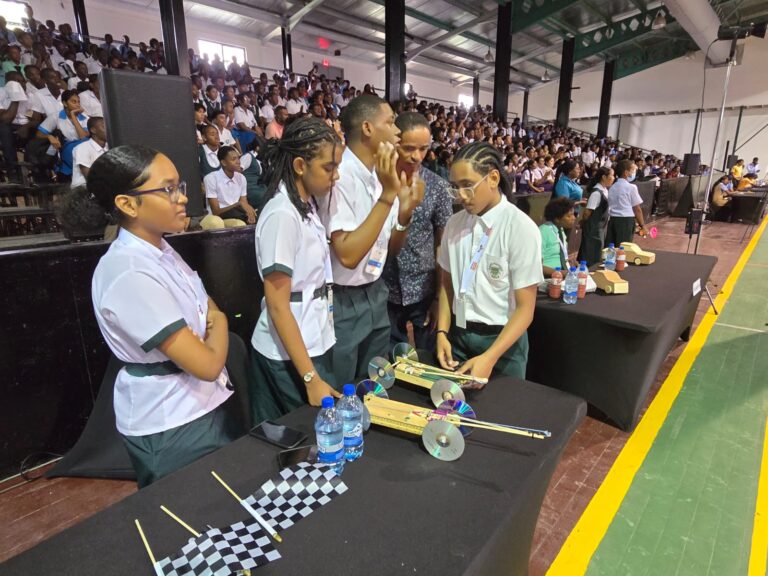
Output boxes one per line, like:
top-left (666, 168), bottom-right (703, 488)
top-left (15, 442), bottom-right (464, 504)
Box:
top-left (2, 11), bottom-right (727, 488)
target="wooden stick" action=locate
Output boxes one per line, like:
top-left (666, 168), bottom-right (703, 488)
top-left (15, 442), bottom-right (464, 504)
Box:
top-left (160, 505), bottom-right (201, 538)
top-left (415, 410), bottom-right (550, 438)
top-left (134, 519), bottom-right (157, 565)
top-left (397, 359), bottom-right (489, 384)
top-left (211, 470), bottom-right (283, 543)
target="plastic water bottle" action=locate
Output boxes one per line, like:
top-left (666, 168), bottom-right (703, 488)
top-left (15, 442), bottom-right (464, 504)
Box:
top-left (577, 261), bottom-right (588, 299)
top-left (549, 266), bottom-right (563, 299)
top-left (563, 267), bottom-right (578, 304)
top-left (605, 243), bottom-right (617, 270)
top-left (337, 384), bottom-right (364, 461)
top-left (616, 245), bottom-right (627, 271)
top-left (315, 397), bottom-right (345, 473)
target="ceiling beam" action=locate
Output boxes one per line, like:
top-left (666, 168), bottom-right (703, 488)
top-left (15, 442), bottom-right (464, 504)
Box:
top-left (579, 0), bottom-right (613, 26)
top-left (263, 0), bottom-right (329, 42)
top-left (574, 7), bottom-right (675, 60)
top-left (405, 11), bottom-right (497, 63)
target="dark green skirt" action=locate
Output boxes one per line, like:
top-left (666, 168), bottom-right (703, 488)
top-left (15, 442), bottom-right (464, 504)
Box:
top-left (249, 347), bottom-right (336, 421)
top-left (605, 216), bottom-right (636, 248)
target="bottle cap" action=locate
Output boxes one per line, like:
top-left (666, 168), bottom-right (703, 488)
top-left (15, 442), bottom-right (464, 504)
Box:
top-left (343, 384), bottom-right (355, 396)
top-left (321, 397), bottom-right (334, 409)
top-left (609, 243), bottom-right (615, 248)
top-left (580, 260), bottom-right (586, 265)
top-left (570, 266), bottom-right (577, 272)
top-left (555, 266), bottom-right (561, 271)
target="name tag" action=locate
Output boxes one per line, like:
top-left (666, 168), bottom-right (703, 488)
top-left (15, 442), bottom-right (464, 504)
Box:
top-left (365, 238), bottom-right (388, 276)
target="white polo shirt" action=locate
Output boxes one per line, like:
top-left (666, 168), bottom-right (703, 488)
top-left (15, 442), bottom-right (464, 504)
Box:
top-left (233, 106), bottom-right (256, 129)
top-left (608, 178), bottom-right (643, 217)
top-left (71, 138), bottom-right (108, 188)
top-left (251, 185), bottom-right (335, 361)
top-left (92, 228), bottom-right (232, 436)
top-left (586, 183), bottom-right (608, 210)
top-left (204, 169), bottom-right (246, 210)
top-left (437, 196), bottom-right (543, 327)
top-left (318, 146), bottom-right (399, 286)
top-left (286, 98), bottom-right (305, 115)
top-left (27, 86), bottom-right (62, 118)
top-left (217, 126), bottom-right (236, 147)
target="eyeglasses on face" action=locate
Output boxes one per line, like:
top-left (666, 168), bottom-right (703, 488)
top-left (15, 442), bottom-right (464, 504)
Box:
top-left (124, 181), bottom-right (188, 204)
top-left (447, 173), bottom-right (489, 200)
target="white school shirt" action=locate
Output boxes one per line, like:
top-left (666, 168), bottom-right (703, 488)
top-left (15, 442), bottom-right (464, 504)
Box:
top-left (71, 138), bottom-right (108, 188)
top-left (437, 196), bottom-right (543, 327)
top-left (608, 178), bottom-right (643, 217)
top-left (285, 98), bottom-right (305, 115)
top-left (260, 103), bottom-right (275, 123)
top-left (586, 183), bottom-right (608, 210)
top-left (38, 109), bottom-right (89, 142)
top-left (67, 75), bottom-right (89, 90)
top-left (92, 228), bottom-right (232, 436)
top-left (251, 185), bottom-right (336, 361)
top-left (204, 169), bottom-right (246, 210)
top-left (78, 90), bottom-right (102, 118)
top-left (233, 106), bottom-right (257, 129)
top-left (317, 146), bottom-right (399, 286)
top-left (202, 144), bottom-right (220, 170)
top-left (27, 86), bottom-right (62, 118)
top-left (217, 126), bottom-right (237, 147)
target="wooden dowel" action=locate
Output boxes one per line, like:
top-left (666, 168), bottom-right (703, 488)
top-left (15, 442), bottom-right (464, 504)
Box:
top-left (160, 505), bottom-right (201, 537)
top-left (134, 519), bottom-right (157, 565)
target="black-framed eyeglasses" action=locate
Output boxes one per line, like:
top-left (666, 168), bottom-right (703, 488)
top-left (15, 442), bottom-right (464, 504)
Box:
top-left (124, 181), bottom-right (187, 204)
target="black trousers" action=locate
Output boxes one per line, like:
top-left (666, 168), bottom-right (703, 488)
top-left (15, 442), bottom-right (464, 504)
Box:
top-left (387, 296), bottom-right (437, 353)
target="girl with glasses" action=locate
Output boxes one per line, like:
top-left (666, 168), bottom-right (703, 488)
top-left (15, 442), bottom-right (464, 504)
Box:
top-left (436, 142), bottom-right (543, 383)
top-left (60, 145), bottom-right (242, 487)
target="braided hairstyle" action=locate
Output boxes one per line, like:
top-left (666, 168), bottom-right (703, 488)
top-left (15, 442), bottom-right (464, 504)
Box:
top-left (453, 141), bottom-right (514, 201)
top-left (260, 116), bottom-right (341, 220)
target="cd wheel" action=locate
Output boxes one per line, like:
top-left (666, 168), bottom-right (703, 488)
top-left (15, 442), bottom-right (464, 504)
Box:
top-left (421, 420), bottom-right (465, 461)
top-left (392, 342), bottom-right (418, 363)
top-left (430, 379), bottom-right (466, 408)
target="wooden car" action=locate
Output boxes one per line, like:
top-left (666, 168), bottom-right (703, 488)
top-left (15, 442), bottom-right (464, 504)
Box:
top-left (591, 270), bottom-right (629, 294)
top-left (620, 242), bottom-right (656, 265)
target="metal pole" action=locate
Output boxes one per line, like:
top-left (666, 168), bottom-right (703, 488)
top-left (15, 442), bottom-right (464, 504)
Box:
top-left (690, 108), bottom-right (701, 154)
top-left (555, 38), bottom-right (575, 129)
top-left (695, 39), bottom-right (738, 255)
top-left (492, 1), bottom-right (512, 121)
top-left (384, 0), bottom-right (406, 104)
top-left (597, 60), bottom-right (614, 138)
top-left (722, 141), bottom-right (730, 172)
top-left (733, 105), bottom-right (744, 154)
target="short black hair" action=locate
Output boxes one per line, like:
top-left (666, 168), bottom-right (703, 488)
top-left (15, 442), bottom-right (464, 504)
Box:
top-left (615, 159), bottom-right (634, 178)
top-left (544, 197), bottom-right (574, 222)
top-left (61, 89), bottom-right (79, 104)
top-left (395, 111), bottom-right (430, 135)
top-left (194, 102), bottom-right (206, 112)
top-left (217, 145), bottom-right (237, 162)
top-left (209, 109), bottom-right (226, 122)
top-left (201, 124), bottom-right (218, 136)
top-left (87, 116), bottom-right (103, 131)
top-left (340, 94), bottom-right (387, 139)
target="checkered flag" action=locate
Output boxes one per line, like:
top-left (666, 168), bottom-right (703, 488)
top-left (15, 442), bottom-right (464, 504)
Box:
top-left (243, 462), bottom-right (349, 531)
top-left (156, 519), bottom-right (281, 575)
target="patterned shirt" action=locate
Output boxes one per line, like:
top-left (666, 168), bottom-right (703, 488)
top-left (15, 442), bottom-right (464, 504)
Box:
top-left (383, 166), bottom-right (453, 306)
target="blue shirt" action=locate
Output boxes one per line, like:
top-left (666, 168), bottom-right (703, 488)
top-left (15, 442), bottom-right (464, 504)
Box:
top-left (383, 166), bottom-right (454, 306)
top-left (554, 175), bottom-right (583, 202)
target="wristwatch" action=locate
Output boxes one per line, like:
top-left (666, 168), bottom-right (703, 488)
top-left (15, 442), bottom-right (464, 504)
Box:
top-left (302, 370), bottom-right (316, 383)
top-left (394, 217), bottom-right (411, 232)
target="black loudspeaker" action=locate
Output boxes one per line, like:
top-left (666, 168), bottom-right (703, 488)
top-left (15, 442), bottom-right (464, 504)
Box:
top-left (682, 153), bottom-right (700, 175)
top-left (726, 154), bottom-right (739, 170)
top-left (685, 208), bottom-right (704, 235)
top-left (99, 70), bottom-right (203, 215)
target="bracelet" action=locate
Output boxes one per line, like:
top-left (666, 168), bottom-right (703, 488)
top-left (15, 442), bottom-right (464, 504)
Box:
top-left (377, 197), bottom-right (394, 207)
top-left (436, 329), bottom-right (450, 338)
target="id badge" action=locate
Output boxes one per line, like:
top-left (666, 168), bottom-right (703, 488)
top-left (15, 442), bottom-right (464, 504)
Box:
top-left (365, 239), bottom-right (388, 276)
top-left (327, 287), bottom-right (335, 330)
top-left (456, 296), bottom-right (467, 329)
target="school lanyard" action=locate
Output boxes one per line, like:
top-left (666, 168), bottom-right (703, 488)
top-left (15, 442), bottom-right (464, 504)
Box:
top-left (548, 223), bottom-right (568, 269)
top-left (459, 226), bottom-right (492, 299)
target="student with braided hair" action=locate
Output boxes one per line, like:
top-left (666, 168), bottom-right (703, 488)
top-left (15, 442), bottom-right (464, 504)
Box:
top-left (436, 141), bottom-right (543, 382)
top-left (250, 116), bottom-right (344, 418)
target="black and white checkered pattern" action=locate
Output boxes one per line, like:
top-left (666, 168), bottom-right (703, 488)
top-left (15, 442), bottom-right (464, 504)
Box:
top-left (243, 462), bottom-right (349, 531)
top-left (156, 519), bottom-right (281, 576)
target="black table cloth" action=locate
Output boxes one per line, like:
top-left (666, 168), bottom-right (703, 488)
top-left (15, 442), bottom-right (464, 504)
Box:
top-left (1, 378), bottom-right (585, 576)
top-left (730, 188), bottom-right (767, 224)
top-left (528, 251), bottom-right (716, 431)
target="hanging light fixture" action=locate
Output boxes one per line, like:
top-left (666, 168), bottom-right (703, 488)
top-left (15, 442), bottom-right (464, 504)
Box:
top-left (651, 9), bottom-right (667, 30)
top-left (484, 48), bottom-right (494, 63)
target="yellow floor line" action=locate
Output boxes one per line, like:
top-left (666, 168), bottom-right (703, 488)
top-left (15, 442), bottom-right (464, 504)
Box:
top-left (748, 417), bottom-right (768, 576)
top-left (547, 216), bottom-right (768, 576)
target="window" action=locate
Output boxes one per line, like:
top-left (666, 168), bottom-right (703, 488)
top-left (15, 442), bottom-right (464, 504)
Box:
top-left (198, 39), bottom-right (246, 66)
top-left (458, 94), bottom-right (474, 109)
top-left (0, 1), bottom-right (27, 28)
